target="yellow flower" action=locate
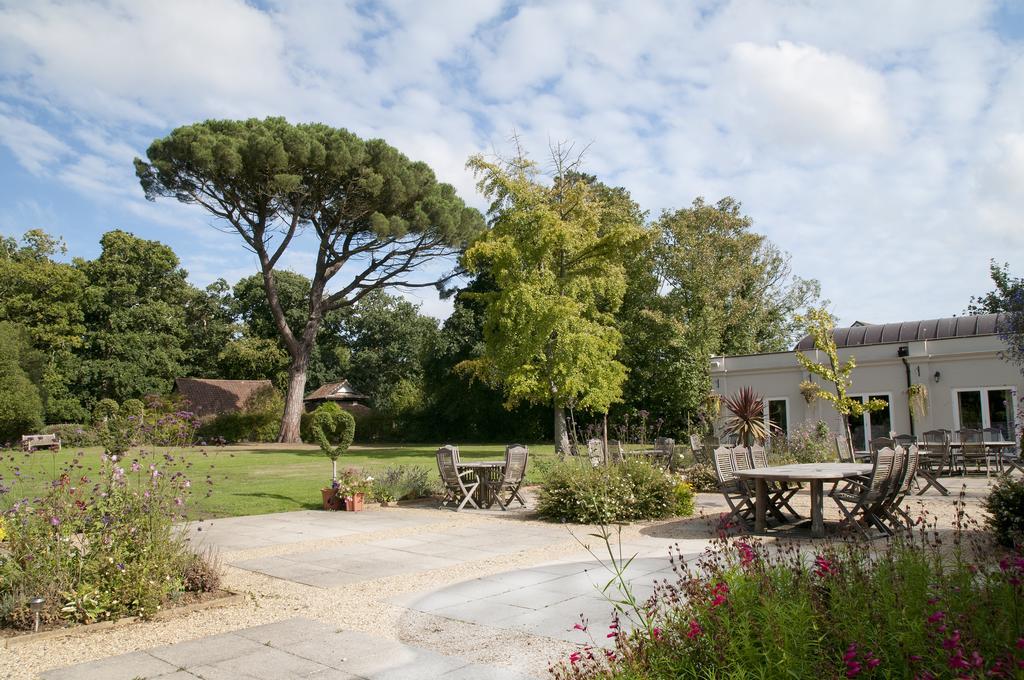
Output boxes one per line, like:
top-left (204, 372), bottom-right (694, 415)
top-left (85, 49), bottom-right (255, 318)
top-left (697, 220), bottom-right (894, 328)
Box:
top-left (0, 518), bottom-right (6, 542)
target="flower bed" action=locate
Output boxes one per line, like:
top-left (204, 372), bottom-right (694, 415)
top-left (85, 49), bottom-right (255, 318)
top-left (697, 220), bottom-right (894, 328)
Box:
top-left (0, 444), bottom-right (220, 630)
top-left (554, 524), bottom-right (1024, 678)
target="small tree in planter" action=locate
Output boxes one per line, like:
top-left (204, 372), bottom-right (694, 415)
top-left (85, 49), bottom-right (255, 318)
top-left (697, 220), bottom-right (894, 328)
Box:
top-left (310, 403), bottom-right (356, 509)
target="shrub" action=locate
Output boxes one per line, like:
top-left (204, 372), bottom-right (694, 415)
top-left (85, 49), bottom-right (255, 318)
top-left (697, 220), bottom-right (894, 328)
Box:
top-left (0, 441), bottom-right (220, 628)
top-left (537, 459), bottom-right (679, 524)
top-left (670, 479), bottom-right (696, 517)
top-left (371, 465), bottom-right (436, 502)
top-left (143, 410), bottom-right (200, 447)
top-left (679, 463), bottom-right (718, 492)
top-left (41, 424), bottom-right (98, 448)
top-left (772, 419), bottom-right (833, 464)
top-left (983, 475), bottom-right (1024, 548)
top-left (554, 529), bottom-right (1024, 679)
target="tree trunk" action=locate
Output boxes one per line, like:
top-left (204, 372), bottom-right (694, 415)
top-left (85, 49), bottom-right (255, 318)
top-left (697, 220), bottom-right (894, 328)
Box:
top-left (554, 405), bottom-right (572, 457)
top-left (279, 353), bottom-right (309, 443)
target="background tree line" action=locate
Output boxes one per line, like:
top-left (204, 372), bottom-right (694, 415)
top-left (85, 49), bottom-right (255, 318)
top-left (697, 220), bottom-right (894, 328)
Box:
top-left (0, 179), bottom-right (817, 443)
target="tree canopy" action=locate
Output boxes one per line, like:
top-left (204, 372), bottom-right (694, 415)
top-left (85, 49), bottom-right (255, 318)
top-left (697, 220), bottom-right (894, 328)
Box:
top-left (136, 117), bottom-right (485, 441)
top-left (461, 148), bottom-right (646, 454)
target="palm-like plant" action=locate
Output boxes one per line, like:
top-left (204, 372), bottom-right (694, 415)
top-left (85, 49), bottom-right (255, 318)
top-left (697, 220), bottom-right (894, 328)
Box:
top-left (722, 386), bottom-right (777, 446)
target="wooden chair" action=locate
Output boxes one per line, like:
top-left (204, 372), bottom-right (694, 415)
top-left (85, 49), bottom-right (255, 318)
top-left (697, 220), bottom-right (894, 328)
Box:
top-left (484, 445), bottom-right (529, 510)
top-left (750, 444), bottom-right (799, 520)
top-left (958, 428), bottom-right (992, 476)
top-left (689, 434), bottom-right (709, 465)
top-left (436, 446), bottom-right (479, 511)
top-left (834, 435), bottom-right (855, 463)
top-left (878, 446), bottom-right (919, 532)
top-left (893, 434), bottom-right (916, 448)
top-left (830, 447), bottom-right (898, 539)
top-left (712, 446), bottom-right (754, 529)
top-left (869, 437), bottom-right (895, 455)
top-left (917, 430), bottom-right (951, 495)
top-left (654, 437), bottom-right (675, 468)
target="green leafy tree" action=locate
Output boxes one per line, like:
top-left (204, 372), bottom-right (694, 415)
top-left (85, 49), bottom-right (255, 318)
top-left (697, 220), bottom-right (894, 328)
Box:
top-left (795, 307), bottom-right (885, 440)
top-left (967, 260), bottom-right (1024, 315)
top-left (231, 271), bottom-right (346, 389)
top-left (182, 280), bottom-right (236, 378)
top-left (74, 231), bottom-right (191, 403)
top-left (343, 291), bottom-right (438, 420)
top-left (310, 402), bottom-right (356, 481)
top-left (618, 197), bottom-right (818, 434)
top-left (0, 323), bottom-right (44, 442)
top-left (217, 337), bottom-right (290, 383)
top-left (0, 230), bottom-right (89, 421)
top-left (462, 147), bottom-right (645, 455)
top-left (136, 117), bottom-right (485, 442)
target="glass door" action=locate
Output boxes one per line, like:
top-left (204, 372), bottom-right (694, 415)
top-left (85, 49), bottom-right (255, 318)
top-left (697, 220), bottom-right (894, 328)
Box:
top-left (846, 394), bottom-right (892, 451)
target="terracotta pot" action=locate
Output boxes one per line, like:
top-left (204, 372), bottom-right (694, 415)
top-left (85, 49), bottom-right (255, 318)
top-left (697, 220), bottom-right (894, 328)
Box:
top-left (344, 492), bottom-right (365, 512)
top-left (321, 488), bottom-right (342, 511)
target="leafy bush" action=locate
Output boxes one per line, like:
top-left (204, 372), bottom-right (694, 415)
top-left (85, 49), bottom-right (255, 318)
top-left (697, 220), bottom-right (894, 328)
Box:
top-left (41, 424), bottom-right (98, 448)
top-left (670, 479), bottom-right (695, 517)
top-left (983, 475), bottom-right (1024, 548)
top-left (679, 463), bottom-right (717, 492)
top-left (0, 365), bottom-right (43, 444)
top-left (554, 529), bottom-right (1024, 679)
top-left (771, 419), bottom-right (833, 464)
top-left (371, 465), bottom-right (436, 503)
top-left (0, 443), bottom-right (220, 628)
top-left (537, 459), bottom-right (682, 524)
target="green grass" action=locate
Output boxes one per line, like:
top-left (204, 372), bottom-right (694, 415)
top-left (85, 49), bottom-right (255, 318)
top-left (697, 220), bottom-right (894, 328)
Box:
top-left (0, 442), bottom-right (557, 519)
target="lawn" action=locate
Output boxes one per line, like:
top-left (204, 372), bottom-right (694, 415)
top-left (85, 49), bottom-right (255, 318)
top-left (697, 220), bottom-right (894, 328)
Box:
top-left (0, 442), bottom-right (557, 519)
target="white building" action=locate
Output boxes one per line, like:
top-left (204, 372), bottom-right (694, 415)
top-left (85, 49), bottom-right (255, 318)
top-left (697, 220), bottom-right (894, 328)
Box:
top-left (709, 314), bottom-right (1021, 451)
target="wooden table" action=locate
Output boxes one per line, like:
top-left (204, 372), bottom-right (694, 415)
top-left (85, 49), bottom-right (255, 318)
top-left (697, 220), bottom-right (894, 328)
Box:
top-left (455, 461), bottom-right (505, 507)
top-left (736, 463), bottom-right (872, 538)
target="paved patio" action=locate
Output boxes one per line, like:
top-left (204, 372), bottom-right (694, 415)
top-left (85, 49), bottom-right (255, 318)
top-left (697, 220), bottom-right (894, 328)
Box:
top-left (40, 618), bottom-right (533, 680)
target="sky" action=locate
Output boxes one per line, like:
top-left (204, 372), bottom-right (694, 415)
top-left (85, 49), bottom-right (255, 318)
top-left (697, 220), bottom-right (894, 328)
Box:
top-left (1, 0), bottom-right (1023, 325)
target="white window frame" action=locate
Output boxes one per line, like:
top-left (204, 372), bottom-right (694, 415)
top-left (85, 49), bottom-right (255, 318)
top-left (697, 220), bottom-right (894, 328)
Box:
top-left (847, 392), bottom-right (894, 451)
top-left (951, 386), bottom-right (1017, 436)
top-left (764, 397), bottom-right (790, 437)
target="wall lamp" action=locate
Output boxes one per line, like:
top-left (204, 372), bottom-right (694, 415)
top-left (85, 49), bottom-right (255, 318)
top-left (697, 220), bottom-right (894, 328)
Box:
top-left (933, 371), bottom-right (941, 384)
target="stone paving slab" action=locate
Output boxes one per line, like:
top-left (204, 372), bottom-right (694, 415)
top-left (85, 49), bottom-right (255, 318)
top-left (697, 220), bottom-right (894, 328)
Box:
top-left (222, 515), bottom-right (571, 588)
top-left (392, 554), bottom-right (693, 644)
top-left (41, 618), bottom-right (538, 680)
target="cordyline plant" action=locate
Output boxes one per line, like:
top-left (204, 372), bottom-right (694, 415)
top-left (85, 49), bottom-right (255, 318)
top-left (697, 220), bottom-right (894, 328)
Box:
top-left (722, 387), bottom-right (776, 446)
top-left (795, 308), bottom-right (885, 440)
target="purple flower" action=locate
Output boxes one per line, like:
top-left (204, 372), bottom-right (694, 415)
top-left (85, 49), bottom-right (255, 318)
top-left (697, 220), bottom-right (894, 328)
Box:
top-left (49, 516), bottom-right (60, 526)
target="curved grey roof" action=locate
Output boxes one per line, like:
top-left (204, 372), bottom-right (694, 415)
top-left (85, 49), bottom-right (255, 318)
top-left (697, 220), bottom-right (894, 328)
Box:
top-left (794, 314), bottom-right (1003, 351)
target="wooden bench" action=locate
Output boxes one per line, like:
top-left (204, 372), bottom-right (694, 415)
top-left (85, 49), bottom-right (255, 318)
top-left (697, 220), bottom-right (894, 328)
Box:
top-left (22, 434), bottom-right (61, 452)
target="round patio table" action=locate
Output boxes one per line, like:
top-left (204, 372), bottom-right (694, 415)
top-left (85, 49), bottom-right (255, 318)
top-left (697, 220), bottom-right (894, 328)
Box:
top-left (455, 461), bottom-right (505, 508)
top-left (735, 463), bottom-right (872, 538)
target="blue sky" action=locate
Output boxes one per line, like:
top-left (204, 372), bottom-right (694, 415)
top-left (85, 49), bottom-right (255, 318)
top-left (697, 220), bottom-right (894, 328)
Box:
top-left (1, 0), bottom-right (1023, 324)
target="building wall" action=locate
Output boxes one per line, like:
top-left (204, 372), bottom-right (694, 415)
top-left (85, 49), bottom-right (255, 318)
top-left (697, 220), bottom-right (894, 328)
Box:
top-left (710, 334), bottom-right (1022, 447)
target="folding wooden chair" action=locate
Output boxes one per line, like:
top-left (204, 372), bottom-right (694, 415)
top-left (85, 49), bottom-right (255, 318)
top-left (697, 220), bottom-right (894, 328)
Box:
top-left (437, 447), bottom-right (479, 511)
top-left (712, 446), bottom-right (754, 530)
top-left (484, 444), bottom-right (529, 510)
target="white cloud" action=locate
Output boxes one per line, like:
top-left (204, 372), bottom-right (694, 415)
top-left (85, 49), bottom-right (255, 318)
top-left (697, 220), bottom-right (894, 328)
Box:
top-left (722, 41), bottom-right (894, 155)
top-left (0, 0), bottom-right (1023, 327)
top-left (0, 109), bottom-right (69, 174)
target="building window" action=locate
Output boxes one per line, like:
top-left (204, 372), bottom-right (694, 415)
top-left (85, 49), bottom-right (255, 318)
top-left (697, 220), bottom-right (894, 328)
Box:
top-left (954, 388), bottom-right (1016, 439)
top-left (846, 394), bottom-right (892, 451)
top-left (765, 398), bottom-right (789, 438)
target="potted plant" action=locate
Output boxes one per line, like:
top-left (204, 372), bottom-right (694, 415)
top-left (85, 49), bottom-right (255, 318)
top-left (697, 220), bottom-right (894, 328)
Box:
top-left (336, 467), bottom-right (373, 512)
top-left (310, 403), bottom-right (356, 511)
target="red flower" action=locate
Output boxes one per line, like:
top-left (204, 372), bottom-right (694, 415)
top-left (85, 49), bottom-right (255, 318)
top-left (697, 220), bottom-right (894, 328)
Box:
top-left (686, 619), bottom-right (703, 639)
top-left (652, 627), bottom-right (662, 640)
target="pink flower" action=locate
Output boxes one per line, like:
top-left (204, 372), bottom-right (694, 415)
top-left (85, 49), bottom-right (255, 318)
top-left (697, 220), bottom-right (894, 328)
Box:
top-left (927, 611), bottom-right (945, 624)
top-left (569, 652), bottom-right (581, 664)
top-left (814, 555), bottom-right (838, 578)
top-left (49, 516), bottom-right (60, 526)
top-left (866, 656), bottom-right (881, 670)
top-left (573, 623), bottom-right (586, 631)
top-left (942, 630), bottom-right (961, 650)
top-left (686, 619), bottom-right (702, 639)
top-left (846, 661), bottom-right (862, 678)
top-left (736, 541), bottom-right (756, 566)
top-left (652, 627), bottom-right (662, 640)
top-left (948, 651), bottom-right (970, 670)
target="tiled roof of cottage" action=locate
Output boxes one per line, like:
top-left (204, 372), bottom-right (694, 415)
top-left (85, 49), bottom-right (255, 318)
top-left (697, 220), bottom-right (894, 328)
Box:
top-left (174, 378), bottom-right (273, 418)
top-left (794, 313), bottom-right (1003, 351)
top-left (303, 379), bottom-right (368, 402)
